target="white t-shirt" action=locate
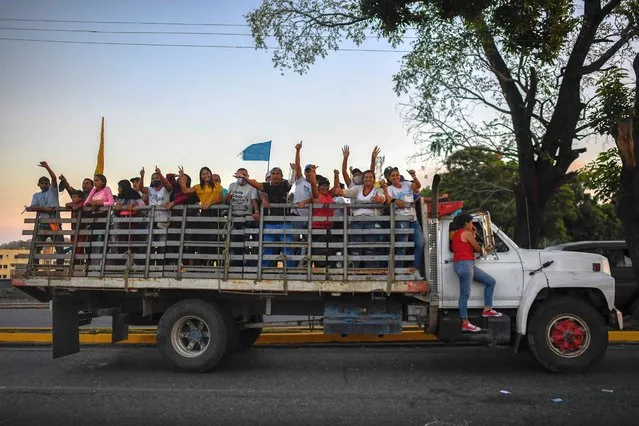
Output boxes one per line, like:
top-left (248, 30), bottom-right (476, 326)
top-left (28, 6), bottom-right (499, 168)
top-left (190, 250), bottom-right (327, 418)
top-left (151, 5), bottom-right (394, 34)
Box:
top-left (148, 186), bottom-right (171, 224)
top-left (387, 181), bottom-right (416, 221)
top-left (228, 182), bottom-right (258, 216)
top-left (293, 177), bottom-right (312, 217)
top-left (341, 185), bottom-right (383, 216)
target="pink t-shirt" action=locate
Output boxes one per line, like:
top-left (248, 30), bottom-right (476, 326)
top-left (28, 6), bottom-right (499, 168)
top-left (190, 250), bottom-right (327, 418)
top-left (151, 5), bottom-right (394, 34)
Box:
top-left (84, 186), bottom-right (115, 207)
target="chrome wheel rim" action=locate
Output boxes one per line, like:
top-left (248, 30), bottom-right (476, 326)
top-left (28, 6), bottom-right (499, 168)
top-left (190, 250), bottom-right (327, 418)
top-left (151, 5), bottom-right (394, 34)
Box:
top-left (171, 315), bottom-right (210, 358)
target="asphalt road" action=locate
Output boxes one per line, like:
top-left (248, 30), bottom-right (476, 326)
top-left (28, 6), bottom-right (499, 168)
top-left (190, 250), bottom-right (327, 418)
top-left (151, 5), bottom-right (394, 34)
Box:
top-left (1, 345), bottom-right (638, 425)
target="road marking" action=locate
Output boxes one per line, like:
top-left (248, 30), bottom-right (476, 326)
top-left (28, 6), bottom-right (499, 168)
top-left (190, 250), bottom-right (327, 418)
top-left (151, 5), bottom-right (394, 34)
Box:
top-left (0, 330), bottom-right (637, 345)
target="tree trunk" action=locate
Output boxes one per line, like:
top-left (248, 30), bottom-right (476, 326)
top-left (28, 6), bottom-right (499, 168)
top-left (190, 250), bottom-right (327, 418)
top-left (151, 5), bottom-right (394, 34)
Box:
top-left (513, 163), bottom-right (556, 249)
top-left (614, 52), bottom-right (639, 314)
top-left (615, 117), bottom-right (639, 313)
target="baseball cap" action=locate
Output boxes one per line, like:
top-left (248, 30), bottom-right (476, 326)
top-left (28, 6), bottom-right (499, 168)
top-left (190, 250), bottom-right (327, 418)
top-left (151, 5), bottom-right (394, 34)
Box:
top-left (351, 168), bottom-right (363, 175)
top-left (304, 164), bottom-right (313, 172)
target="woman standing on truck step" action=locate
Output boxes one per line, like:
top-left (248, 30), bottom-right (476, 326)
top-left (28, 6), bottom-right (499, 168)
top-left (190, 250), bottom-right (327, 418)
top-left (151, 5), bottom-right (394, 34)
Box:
top-left (451, 214), bottom-right (502, 332)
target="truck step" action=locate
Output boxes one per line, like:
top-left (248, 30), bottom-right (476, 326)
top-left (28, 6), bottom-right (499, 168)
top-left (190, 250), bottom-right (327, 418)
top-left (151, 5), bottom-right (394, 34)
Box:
top-left (436, 312), bottom-right (511, 346)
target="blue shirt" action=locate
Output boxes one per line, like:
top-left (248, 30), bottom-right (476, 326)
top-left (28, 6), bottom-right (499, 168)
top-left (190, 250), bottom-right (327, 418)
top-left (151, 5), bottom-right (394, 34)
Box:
top-left (30, 184), bottom-right (60, 219)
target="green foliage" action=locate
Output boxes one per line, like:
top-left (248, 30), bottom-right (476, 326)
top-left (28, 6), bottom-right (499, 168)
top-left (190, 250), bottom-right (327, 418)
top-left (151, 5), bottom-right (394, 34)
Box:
top-left (581, 148), bottom-right (622, 203)
top-left (436, 147), bottom-right (622, 244)
top-left (591, 68), bottom-right (634, 135)
top-left (248, 0), bottom-right (637, 246)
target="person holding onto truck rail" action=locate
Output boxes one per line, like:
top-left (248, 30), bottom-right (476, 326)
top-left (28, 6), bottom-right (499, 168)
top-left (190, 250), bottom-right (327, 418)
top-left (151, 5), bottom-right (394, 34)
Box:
top-left (59, 175), bottom-right (93, 201)
top-left (26, 161), bottom-right (65, 266)
top-left (226, 168), bottom-right (260, 267)
top-left (306, 166), bottom-right (341, 267)
top-left (178, 166), bottom-right (224, 265)
top-left (451, 213), bottom-right (502, 332)
top-left (386, 168), bottom-right (424, 277)
top-left (83, 173), bottom-right (115, 263)
top-left (234, 166), bottom-right (295, 269)
top-left (335, 170), bottom-right (387, 268)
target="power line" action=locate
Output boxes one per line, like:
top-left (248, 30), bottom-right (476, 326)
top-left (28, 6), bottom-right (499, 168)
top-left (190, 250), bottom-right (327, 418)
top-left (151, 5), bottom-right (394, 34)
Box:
top-left (0, 18), bottom-right (250, 27)
top-left (0, 25), bottom-right (416, 40)
top-left (0, 36), bottom-right (411, 52)
top-left (0, 26), bottom-right (257, 36)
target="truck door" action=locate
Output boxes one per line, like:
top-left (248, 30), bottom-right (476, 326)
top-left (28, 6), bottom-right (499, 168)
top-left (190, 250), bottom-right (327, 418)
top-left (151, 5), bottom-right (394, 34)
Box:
top-left (440, 219), bottom-right (524, 310)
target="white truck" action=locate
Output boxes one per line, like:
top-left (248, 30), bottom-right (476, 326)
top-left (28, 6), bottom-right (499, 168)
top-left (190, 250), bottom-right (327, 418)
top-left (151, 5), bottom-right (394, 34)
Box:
top-left (13, 175), bottom-right (623, 373)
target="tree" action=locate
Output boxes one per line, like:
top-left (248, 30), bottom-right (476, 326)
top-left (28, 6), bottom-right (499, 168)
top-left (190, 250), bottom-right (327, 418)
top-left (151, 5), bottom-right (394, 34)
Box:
top-left (247, 0), bottom-right (639, 247)
top-left (438, 147), bottom-right (518, 235)
top-left (432, 147), bottom-right (622, 246)
top-left (586, 54), bottom-right (639, 306)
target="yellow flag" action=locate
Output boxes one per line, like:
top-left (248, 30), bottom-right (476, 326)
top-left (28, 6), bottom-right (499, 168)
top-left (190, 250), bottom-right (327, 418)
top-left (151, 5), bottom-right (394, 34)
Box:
top-left (94, 117), bottom-right (105, 175)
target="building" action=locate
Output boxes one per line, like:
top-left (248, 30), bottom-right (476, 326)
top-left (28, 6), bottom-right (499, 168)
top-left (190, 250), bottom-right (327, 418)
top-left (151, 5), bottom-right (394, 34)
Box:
top-left (0, 249), bottom-right (29, 279)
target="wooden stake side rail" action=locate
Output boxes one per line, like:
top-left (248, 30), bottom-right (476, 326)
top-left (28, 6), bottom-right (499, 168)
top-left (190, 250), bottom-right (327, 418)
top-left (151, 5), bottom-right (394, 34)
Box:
top-left (11, 276), bottom-right (430, 294)
top-left (16, 203), bottom-right (427, 293)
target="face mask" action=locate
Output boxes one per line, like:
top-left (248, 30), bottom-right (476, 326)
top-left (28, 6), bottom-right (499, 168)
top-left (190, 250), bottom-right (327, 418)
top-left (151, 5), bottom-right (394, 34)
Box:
top-left (352, 175), bottom-right (363, 185)
top-left (237, 178), bottom-right (245, 185)
top-left (151, 180), bottom-right (161, 188)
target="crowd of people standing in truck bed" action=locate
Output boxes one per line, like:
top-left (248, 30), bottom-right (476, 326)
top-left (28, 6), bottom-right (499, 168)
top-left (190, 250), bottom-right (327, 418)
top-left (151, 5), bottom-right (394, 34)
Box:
top-left (26, 143), bottom-right (426, 275)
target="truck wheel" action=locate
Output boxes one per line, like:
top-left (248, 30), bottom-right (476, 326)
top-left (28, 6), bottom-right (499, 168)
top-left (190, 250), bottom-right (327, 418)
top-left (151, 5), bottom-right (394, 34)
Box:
top-left (157, 299), bottom-right (228, 372)
top-left (527, 297), bottom-right (608, 373)
top-left (236, 315), bottom-right (263, 352)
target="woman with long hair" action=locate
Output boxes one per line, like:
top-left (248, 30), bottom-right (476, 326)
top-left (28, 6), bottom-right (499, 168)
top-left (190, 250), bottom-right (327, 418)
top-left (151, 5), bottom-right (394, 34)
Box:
top-left (178, 166), bottom-right (224, 265)
top-left (451, 214), bottom-right (502, 332)
top-left (335, 170), bottom-right (387, 269)
top-left (112, 180), bottom-right (145, 263)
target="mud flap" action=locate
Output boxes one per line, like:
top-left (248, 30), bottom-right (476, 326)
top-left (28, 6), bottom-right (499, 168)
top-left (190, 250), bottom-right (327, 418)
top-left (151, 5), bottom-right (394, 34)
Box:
top-left (112, 313), bottom-right (129, 343)
top-left (52, 294), bottom-right (79, 359)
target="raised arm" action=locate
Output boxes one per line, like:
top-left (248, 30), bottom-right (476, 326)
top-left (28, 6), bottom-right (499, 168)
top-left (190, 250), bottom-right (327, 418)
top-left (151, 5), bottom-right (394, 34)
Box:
top-left (341, 145), bottom-right (352, 187)
top-left (407, 169), bottom-right (421, 193)
top-left (294, 141), bottom-right (303, 181)
top-left (330, 169), bottom-right (341, 196)
top-left (234, 170), bottom-right (264, 192)
top-left (307, 167), bottom-right (320, 201)
top-left (38, 161), bottom-right (57, 187)
top-left (178, 166), bottom-right (197, 194)
top-left (58, 174), bottom-right (75, 198)
top-left (155, 166), bottom-right (172, 192)
top-left (139, 167), bottom-right (148, 195)
top-left (370, 146), bottom-right (381, 174)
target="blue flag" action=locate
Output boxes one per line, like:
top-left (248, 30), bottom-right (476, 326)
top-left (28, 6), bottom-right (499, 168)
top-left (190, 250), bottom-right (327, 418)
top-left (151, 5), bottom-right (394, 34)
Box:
top-left (241, 140), bottom-right (272, 161)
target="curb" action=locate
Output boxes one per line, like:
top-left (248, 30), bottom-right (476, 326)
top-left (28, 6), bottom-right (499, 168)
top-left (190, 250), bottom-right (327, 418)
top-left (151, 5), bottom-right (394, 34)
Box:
top-left (0, 329), bottom-right (637, 345)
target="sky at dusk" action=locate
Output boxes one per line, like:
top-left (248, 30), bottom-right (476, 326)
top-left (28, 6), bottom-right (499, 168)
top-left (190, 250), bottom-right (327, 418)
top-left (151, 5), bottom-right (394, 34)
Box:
top-left (0, 1), bottom-right (611, 244)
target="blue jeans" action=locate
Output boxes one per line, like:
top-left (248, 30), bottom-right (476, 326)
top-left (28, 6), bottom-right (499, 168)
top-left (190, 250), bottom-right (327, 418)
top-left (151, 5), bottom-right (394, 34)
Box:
top-left (350, 220), bottom-right (377, 268)
top-left (262, 222), bottom-right (295, 268)
top-left (395, 220), bottom-right (425, 272)
top-left (453, 260), bottom-right (496, 319)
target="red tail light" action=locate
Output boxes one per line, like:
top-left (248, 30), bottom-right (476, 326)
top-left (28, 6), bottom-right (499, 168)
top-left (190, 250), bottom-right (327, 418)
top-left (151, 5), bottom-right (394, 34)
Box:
top-left (592, 263), bottom-right (601, 272)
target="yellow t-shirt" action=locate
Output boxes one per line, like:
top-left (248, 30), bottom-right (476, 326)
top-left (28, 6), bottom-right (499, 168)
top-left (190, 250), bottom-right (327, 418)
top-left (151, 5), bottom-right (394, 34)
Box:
top-left (194, 184), bottom-right (223, 205)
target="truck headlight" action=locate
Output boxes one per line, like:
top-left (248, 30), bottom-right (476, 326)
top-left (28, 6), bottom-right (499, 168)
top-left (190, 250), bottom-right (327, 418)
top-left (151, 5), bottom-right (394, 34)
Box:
top-left (602, 258), bottom-right (611, 275)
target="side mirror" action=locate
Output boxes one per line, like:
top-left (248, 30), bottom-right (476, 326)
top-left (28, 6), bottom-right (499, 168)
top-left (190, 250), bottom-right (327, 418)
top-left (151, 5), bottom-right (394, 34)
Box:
top-left (482, 211), bottom-right (496, 255)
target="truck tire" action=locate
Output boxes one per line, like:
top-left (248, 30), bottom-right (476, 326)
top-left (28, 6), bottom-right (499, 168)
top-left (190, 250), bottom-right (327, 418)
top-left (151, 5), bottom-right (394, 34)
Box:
top-left (157, 299), bottom-right (228, 372)
top-left (527, 296), bottom-right (608, 373)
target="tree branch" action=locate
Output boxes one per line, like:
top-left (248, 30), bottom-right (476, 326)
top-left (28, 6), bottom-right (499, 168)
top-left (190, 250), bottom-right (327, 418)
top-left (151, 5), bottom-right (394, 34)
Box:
top-left (582, 26), bottom-right (636, 75)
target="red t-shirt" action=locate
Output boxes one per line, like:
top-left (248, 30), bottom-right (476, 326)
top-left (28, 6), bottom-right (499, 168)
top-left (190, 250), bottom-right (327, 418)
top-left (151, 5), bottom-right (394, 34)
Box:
top-left (452, 229), bottom-right (475, 261)
top-left (312, 193), bottom-right (334, 229)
